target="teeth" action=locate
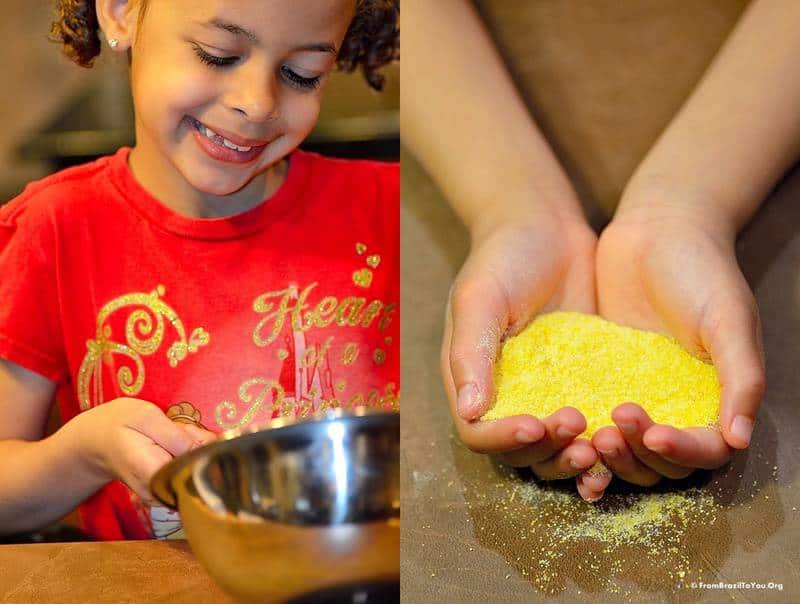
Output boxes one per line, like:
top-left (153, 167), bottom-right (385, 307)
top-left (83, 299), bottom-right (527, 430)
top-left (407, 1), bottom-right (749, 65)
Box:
top-left (199, 123), bottom-right (253, 152)
top-left (224, 139), bottom-right (252, 152)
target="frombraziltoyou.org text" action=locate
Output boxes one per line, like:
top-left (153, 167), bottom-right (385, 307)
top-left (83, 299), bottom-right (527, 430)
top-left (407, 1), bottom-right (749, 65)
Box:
top-left (689, 581), bottom-right (783, 591)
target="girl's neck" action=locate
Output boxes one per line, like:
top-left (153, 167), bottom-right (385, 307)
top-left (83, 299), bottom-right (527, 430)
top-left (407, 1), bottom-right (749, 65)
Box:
top-left (127, 132), bottom-right (288, 219)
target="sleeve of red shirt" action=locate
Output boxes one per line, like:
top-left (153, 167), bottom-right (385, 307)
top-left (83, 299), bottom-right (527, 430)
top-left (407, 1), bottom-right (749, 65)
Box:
top-left (0, 190), bottom-right (68, 383)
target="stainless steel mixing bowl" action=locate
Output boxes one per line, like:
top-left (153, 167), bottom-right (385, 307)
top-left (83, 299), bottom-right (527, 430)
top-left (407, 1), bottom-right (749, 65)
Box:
top-left (151, 408), bottom-right (399, 602)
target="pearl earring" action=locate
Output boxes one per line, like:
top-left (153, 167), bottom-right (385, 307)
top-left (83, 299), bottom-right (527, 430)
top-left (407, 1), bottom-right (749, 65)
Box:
top-left (108, 38), bottom-right (119, 49)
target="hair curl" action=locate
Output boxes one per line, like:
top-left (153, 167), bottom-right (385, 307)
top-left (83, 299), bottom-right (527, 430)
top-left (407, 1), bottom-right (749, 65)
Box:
top-left (50, 0), bottom-right (102, 68)
top-left (337, 0), bottom-right (399, 90)
top-left (49, 0), bottom-right (399, 90)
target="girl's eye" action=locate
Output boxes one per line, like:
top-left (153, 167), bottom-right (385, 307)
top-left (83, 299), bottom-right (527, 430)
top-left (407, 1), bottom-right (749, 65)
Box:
top-left (192, 43), bottom-right (239, 68)
top-left (280, 65), bottom-right (321, 90)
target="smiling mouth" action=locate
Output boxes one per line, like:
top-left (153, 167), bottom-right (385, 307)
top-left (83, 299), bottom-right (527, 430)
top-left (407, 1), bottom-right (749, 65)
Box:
top-left (187, 116), bottom-right (269, 153)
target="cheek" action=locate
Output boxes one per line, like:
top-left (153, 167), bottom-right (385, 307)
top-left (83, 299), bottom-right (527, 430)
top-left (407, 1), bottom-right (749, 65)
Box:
top-left (282, 95), bottom-right (322, 139)
top-left (132, 62), bottom-right (218, 128)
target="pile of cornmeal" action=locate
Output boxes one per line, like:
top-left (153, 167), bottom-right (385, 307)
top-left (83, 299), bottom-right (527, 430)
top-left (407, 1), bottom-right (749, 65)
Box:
top-left (485, 312), bottom-right (720, 436)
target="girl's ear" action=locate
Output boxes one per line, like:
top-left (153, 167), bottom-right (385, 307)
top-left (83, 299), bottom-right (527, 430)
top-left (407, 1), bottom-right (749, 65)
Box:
top-left (95, 0), bottom-right (142, 51)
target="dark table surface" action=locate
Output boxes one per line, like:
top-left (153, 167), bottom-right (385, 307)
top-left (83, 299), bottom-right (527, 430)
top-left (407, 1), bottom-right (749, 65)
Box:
top-left (401, 2), bottom-right (799, 602)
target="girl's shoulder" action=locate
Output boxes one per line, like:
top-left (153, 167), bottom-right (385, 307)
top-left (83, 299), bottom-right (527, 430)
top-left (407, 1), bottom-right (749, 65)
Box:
top-left (0, 153), bottom-right (119, 230)
top-left (295, 151), bottom-right (398, 244)
top-left (298, 150), bottom-right (398, 190)
top-left (297, 150), bottom-right (398, 216)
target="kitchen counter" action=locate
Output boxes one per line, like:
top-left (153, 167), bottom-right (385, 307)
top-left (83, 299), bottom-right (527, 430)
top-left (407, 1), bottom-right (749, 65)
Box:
top-left (400, 2), bottom-right (799, 601)
top-left (0, 540), bottom-right (231, 603)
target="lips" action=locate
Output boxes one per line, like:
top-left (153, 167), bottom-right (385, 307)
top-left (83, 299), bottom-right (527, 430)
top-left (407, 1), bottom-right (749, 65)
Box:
top-left (187, 116), bottom-right (271, 164)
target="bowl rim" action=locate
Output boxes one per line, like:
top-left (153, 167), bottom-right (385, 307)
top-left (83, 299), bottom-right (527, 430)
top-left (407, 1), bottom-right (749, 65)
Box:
top-left (150, 406), bottom-right (399, 509)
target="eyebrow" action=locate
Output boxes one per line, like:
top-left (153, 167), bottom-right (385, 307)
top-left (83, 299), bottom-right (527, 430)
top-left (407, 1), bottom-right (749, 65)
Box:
top-left (203, 19), bottom-right (337, 54)
top-left (295, 42), bottom-right (337, 55)
top-left (207, 18), bottom-right (259, 43)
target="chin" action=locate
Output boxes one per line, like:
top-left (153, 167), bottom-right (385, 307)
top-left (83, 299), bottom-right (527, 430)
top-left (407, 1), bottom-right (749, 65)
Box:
top-left (183, 165), bottom-right (254, 197)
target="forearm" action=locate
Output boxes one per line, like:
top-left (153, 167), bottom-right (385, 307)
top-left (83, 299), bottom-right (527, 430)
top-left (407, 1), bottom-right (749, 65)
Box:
top-left (402, 0), bottom-right (585, 238)
top-left (0, 424), bottom-right (107, 535)
top-left (622, 0), bottom-right (800, 232)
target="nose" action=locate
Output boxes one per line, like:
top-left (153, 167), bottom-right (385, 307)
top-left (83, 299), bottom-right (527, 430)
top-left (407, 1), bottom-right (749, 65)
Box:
top-left (225, 64), bottom-right (279, 123)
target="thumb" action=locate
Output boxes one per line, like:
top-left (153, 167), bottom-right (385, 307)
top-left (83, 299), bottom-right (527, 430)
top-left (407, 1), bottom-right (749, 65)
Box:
top-left (702, 295), bottom-right (766, 449)
top-left (444, 275), bottom-right (508, 420)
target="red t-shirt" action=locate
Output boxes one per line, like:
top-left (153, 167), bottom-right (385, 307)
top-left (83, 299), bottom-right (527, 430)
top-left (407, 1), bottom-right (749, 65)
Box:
top-left (0, 147), bottom-right (399, 540)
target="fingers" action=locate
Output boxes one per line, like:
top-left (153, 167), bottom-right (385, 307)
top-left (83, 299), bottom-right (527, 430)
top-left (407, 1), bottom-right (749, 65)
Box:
top-left (496, 406), bottom-right (587, 466)
top-left (576, 465), bottom-right (612, 502)
top-left (594, 404), bottom-right (730, 489)
top-left (126, 402), bottom-right (196, 458)
top-left (181, 424), bottom-right (218, 449)
top-left (494, 408), bottom-right (595, 484)
top-left (701, 297), bottom-right (765, 449)
top-left (642, 425), bottom-right (731, 470)
top-left (528, 438), bottom-right (597, 479)
top-left (125, 441), bottom-right (173, 505)
top-left (458, 415), bottom-right (546, 454)
top-left (446, 276), bottom-right (508, 420)
top-left (611, 403), bottom-right (693, 479)
top-left (592, 426), bottom-right (662, 486)
top-left (443, 308), bottom-right (548, 454)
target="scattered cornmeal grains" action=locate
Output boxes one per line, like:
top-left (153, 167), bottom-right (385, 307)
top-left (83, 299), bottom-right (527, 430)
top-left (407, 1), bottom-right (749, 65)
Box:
top-left (457, 454), bottom-right (732, 596)
top-left (486, 312), bottom-right (721, 436)
top-left (506, 476), bottom-right (722, 594)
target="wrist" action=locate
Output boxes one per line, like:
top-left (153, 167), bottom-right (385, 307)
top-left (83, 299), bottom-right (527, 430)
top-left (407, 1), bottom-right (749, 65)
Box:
top-left (55, 412), bottom-right (113, 485)
top-left (615, 175), bottom-right (740, 243)
top-left (468, 187), bottom-right (589, 245)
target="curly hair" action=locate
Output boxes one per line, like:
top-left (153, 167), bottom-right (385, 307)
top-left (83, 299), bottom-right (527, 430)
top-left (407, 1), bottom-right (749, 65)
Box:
top-left (50, 0), bottom-right (399, 90)
top-left (337, 0), bottom-right (399, 90)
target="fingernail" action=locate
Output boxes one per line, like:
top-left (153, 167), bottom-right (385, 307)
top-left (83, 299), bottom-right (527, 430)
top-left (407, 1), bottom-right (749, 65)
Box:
top-left (731, 415), bottom-right (753, 447)
top-left (645, 441), bottom-right (668, 455)
top-left (515, 428), bottom-right (540, 444)
top-left (556, 426), bottom-right (578, 440)
top-left (598, 448), bottom-right (618, 459)
top-left (569, 458), bottom-right (584, 470)
top-left (457, 383), bottom-right (480, 418)
top-left (618, 422), bottom-right (637, 436)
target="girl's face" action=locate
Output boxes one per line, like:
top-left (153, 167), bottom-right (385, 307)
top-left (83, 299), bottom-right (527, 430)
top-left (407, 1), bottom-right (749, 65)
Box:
top-left (129, 0), bottom-right (356, 197)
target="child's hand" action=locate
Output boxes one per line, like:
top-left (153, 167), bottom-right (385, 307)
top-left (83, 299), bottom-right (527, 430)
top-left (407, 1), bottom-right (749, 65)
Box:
top-left (442, 208), bottom-right (603, 490)
top-left (591, 197), bottom-right (765, 497)
top-left (69, 398), bottom-right (217, 505)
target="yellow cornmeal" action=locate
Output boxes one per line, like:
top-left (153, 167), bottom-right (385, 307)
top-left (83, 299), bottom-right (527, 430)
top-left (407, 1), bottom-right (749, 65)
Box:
top-left (504, 476), bottom-right (722, 593)
top-left (486, 311), bottom-right (720, 436)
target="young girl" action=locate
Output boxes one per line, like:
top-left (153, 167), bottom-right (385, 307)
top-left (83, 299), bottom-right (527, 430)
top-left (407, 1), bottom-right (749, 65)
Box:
top-left (0, 0), bottom-right (398, 540)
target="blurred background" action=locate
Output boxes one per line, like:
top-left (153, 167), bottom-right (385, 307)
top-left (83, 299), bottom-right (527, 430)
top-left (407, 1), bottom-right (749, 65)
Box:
top-left (0, 0), bottom-right (398, 204)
